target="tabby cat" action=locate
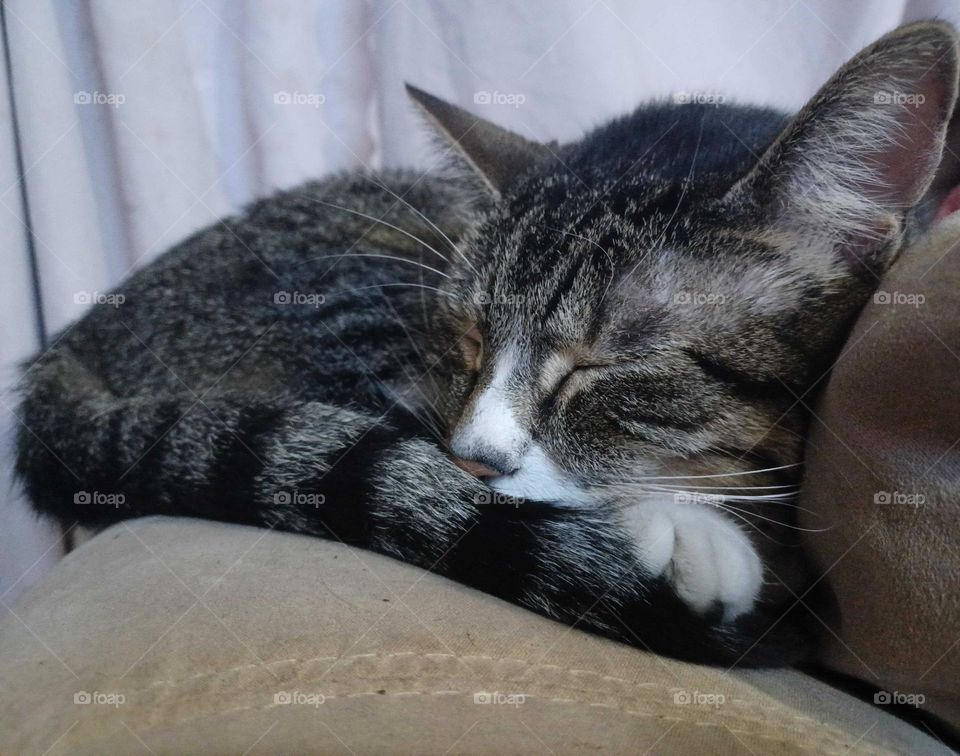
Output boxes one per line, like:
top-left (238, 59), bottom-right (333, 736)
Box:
top-left (15, 22), bottom-right (960, 666)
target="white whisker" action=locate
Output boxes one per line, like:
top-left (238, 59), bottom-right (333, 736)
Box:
top-left (712, 501), bottom-right (831, 533)
top-left (379, 292), bottom-right (430, 361)
top-left (360, 174), bottom-right (477, 274)
top-left (708, 504), bottom-right (792, 545)
top-left (334, 283), bottom-right (456, 298)
top-left (622, 462), bottom-right (802, 481)
top-left (606, 482), bottom-right (800, 491)
top-left (296, 253), bottom-right (449, 279)
top-left (309, 197), bottom-right (452, 267)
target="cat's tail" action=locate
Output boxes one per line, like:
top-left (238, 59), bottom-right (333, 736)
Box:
top-left (15, 346), bottom-right (810, 668)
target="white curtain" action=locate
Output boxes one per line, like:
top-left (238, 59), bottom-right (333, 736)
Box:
top-left (2, 0), bottom-right (956, 601)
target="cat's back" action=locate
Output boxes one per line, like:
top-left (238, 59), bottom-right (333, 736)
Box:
top-left (51, 169), bottom-right (469, 401)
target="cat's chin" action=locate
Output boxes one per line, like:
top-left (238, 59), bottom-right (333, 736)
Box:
top-left (620, 495), bottom-right (764, 623)
top-left (485, 443), bottom-right (593, 506)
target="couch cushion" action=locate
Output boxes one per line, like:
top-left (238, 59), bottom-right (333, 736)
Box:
top-left (801, 215), bottom-right (960, 732)
top-left (0, 517), bottom-right (946, 755)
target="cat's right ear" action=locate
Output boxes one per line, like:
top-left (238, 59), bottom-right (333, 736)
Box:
top-left (406, 84), bottom-right (552, 196)
top-left (729, 21), bottom-right (960, 277)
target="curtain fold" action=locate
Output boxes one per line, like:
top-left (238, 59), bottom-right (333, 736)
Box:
top-left (2, 0), bottom-right (957, 600)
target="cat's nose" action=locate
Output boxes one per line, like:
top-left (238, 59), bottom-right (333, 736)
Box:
top-left (451, 456), bottom-right (505, 480)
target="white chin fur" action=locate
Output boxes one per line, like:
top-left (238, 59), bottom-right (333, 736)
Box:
top-left (488, 444), bottom-right (592, 506)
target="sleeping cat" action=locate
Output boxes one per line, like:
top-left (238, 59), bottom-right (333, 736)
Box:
top-left (15, 22), bottom-right (960, 666)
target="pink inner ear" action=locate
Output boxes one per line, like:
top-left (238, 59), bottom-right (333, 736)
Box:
top-left (935, 184), bottom-right (960, 222)
top-left (867, 66), bottom-right (953, 211)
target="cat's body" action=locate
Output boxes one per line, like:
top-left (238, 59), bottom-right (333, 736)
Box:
top-left (15, 22), bottom-right (960, 666)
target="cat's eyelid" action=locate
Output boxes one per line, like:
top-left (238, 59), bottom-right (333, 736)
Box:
top-left (550, 348), bottom-right (616, 371)
top-left (569, 346), bottom-right (625, 372)
top-left (464, 324), bottom-right (483, 343)
top-left (538, 351), bottom-right (610, 397)
top-left (459, 324), bottom-right (484, 371)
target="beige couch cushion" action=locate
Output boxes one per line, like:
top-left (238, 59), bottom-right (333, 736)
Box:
top-left (801, 216), bottom-right (960, 731)
top-left (0, 517), bottom-right (946, 755)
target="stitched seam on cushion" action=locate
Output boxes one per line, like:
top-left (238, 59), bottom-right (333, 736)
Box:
top-left (118, 654), bottom-right (882, 747)
top-left (88, 689), bottom-right (885, 756)
top-left (134, 651), bottom-right (824, 725)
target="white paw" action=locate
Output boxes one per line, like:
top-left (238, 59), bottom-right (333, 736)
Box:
top-left (621, 498), bottom-right (763, 622)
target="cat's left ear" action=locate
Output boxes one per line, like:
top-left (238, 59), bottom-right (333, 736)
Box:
top-left (406, 84), bottom-right (553, 195)
top-left (730, 21), bottom-right (960, 276)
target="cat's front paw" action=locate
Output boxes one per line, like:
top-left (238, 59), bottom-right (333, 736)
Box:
top-left (622, 500), bottom-right (763, 622)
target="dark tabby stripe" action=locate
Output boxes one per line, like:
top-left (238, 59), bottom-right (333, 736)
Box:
top-left (684, 347), bottom-right (797, 403)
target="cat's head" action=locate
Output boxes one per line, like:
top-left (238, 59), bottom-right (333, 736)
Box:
top-left (411, 22), bottom-right (959, 519)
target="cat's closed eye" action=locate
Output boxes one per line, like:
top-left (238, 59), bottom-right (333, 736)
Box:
top-left (460, 325), bottom-right (483, 371)
top-left (542, 361), bottom-right (610, 409)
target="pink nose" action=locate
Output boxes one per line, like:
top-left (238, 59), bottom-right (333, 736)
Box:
top-left (451, 457), bottom-right (502, 480)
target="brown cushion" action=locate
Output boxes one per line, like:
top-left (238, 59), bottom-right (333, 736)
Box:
top-left (801, 216), bottom-right (960, 731)
top-left (0, 517), bottom-right (945, 754)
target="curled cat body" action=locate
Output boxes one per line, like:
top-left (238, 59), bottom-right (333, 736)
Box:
top-left (15, 22), bottom-right (960, 666)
